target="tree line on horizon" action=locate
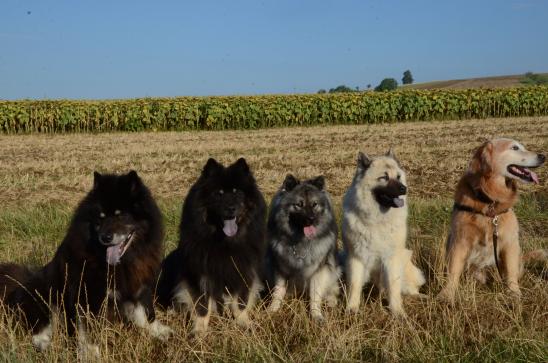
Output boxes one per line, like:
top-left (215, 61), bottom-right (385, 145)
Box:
top-left (319, 71), bottom-right (548, 94)
top-left (318, 70), bottom-right (413, 94)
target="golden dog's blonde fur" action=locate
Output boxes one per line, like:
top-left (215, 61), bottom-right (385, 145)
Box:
top-left (438, 138), bottom-right (545, 304)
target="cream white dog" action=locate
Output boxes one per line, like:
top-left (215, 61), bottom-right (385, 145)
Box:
top-left (342, 150), bottom-right (425, 316)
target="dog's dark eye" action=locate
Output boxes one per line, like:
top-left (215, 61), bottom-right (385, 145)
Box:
top-left (397, 174), bottom-right (401, 180)
top-left (312, 201), bottom-right (318, 208)
top-left (511, 145), bottom-right (519, 151)
top-left (294, 201), bottom-right (304, 209)
top-left (378, 175), bottom-right (388, 181)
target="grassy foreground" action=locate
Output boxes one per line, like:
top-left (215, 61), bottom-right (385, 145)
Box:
top-left (0, 117), bottom-right (547, 362)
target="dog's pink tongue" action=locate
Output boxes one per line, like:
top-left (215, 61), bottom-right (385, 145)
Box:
top-left (106, 245), bottom-right (122, 266)
top-left (393, 197), bottom-right (404, 207)
top-left (223, 218), bottom-right (238, 237)
top-left (531, 170), bottom-right (539, 184)
top-left (303, 225), bottom-right (317, 238)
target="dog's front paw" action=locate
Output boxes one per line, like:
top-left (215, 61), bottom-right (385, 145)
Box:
top-left (190, 317), bottom-right (209, 337)
top-left (436, 289), bottom-right (455, 306)
top-left (78, 342), bottom-right (100, 360)
top-left (310, 309), bottom-right (326, 324)
top-left (267, 301), bottom-right (282, 313)
top-left (32, 334), bottom-right (51, 352)
top-left (508, 288), bottom-right (522, 301)
top-left (235, 312), bottom-right (252, 329)
top-left (325, 295), bottom-right (338, 307)
top-left (190, 328), bottom-right (206, 339)
top-left (32, 326), bottom-right (52, 352)
top-left (390, 308), bottom-right (407, 320)
top-left (345, 300), bottom-right (361, 315)
top-left (311, 314), bottom-right (325, 324)
top-left (345, 305), bottom-right (359, 315)
top-left (472, 269), bottom-right (488, 285)
top-left (389, 303), bottom-right (407, 319)
top-left (149, 320), bottom-right (174, 341)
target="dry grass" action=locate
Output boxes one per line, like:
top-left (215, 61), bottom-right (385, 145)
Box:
top-left (1, 116), bottom-right (547, 206)
top-left (0, 117), bottom-right (547, 362)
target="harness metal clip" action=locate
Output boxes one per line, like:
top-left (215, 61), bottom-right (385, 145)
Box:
top-left (492, 215), bottom-right (499, 236)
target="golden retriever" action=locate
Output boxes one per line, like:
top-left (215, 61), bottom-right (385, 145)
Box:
top-left (438, 138), bottom-right (545, 304)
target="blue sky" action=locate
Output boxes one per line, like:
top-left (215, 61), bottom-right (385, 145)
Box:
top-left (1, 0), bottom-right (547, 99)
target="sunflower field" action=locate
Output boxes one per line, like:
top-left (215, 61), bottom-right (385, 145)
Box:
top-left (1, 87), bottom-right (547, 133)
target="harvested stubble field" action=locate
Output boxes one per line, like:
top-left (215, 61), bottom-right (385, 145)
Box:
top-left (0, 117), bottom-right (547, 362)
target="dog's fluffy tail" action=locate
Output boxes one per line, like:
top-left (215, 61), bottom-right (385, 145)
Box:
top-left (0, 263), bottom-right (33, 302)
top-left (522, 249), bottom-right (548, 263)
top-left (155, 248), bottom-right (183, 309)
top-left (402, 249), bottom-right (426, 296)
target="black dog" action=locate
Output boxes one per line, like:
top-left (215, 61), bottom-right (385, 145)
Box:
top-left (0, 171), bottom-right (172, 352)
top-left (157, 158), bottom-right (266, 334)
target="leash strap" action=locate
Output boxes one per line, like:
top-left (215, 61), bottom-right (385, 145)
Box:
top-left (452, 203), bottom-right (477, 214)
top-left (453, 202), bottom-right (505, 279)
top-left (492, 215), bottom-right (502, 278)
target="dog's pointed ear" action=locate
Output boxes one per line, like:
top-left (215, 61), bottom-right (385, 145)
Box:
top-left (93, 171), bottom-right (102, 189)
top-left (128, 170), bottom-right (138, 180)
top-left (203, 158), bottom-right (223, 177)
top-left (307, 176), bottom-right (325, 191)
top-left (357, 152), bottom-right (372, 171)
top-left (469, 141), bottom-right (493, 175)
top-left (282, 174), bottom-right (299, 192)
top-left (233, 157), bottom-right (250, 175)
top-left (127, 170), bottom-right (142, 195)
top-left (385, 147), bottom-right (401, 165)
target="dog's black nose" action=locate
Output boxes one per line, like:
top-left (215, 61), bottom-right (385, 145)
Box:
top-left (538, 154), bottom-right (546, 163)
top-left (226, 207), bottom-right (236, 215)
top-left (100, 233), bottom-right (113, 244)
top-left (399, 184), bottom-right (407, 194)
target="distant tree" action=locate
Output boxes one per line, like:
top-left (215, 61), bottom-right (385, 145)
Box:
top-left (521, 72), bottom-right (548, 85)
top-left (374, 78), bottom-right (398, 92)
top-left (317, 89), bottom-right (327, 94)
top-left (402, 70), bottom-right (414, 85)
top-left (367, 84), bottom-right (372, 90)
top-left (328, 85), bottom-right (354, 93)
top-left (355, 86), bottom-right (360, 92)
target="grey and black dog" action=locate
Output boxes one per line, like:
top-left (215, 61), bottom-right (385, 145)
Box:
top-left (265, 174), bottom-right (340, 322)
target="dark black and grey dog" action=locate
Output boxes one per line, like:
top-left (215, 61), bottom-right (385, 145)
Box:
top-left (157, 158), bottom-right (267, 335)
top-left (265, 174), bottom-right (340, 322)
